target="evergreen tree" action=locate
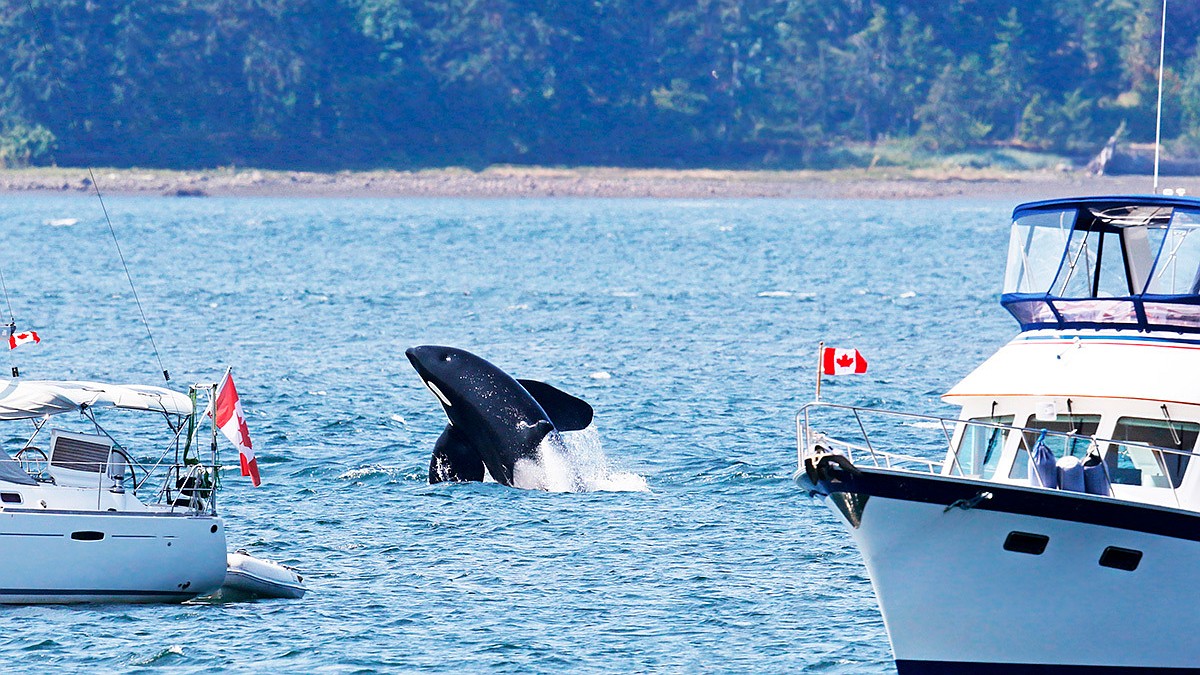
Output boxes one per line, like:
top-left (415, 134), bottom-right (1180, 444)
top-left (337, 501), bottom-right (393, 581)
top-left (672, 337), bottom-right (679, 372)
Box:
top-left (0, 0), bottom-right (1196, 168)
top-left (916, 56), bottom-right (992, 152)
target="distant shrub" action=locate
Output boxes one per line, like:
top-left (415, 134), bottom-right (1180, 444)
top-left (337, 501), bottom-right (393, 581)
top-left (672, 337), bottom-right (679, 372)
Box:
top-left (0, 124), bottom-right (55, 168)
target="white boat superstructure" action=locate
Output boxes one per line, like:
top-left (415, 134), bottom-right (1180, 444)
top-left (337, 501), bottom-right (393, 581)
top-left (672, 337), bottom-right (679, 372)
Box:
top-left (0, 379), bottom-right (227, 603)
top-left (796, 195), bottom-right (1200, 674)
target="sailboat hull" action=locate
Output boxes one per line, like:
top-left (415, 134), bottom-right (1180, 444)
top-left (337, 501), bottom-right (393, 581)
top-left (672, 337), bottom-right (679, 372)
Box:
top-left (0, 509), bottom-right (226, 603)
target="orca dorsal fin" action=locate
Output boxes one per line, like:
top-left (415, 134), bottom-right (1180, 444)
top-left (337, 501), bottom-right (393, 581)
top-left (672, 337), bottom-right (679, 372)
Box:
top-left (517, 379), bottom-right (594, 431)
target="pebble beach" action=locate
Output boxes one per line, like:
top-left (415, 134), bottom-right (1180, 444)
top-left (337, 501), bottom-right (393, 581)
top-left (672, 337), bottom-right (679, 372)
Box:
top-left (0, 166), bottom-right (1190, 200)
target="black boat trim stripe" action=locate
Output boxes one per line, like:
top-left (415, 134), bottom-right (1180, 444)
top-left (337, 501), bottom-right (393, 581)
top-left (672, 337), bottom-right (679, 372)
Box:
top-left (817, 466), bottom-right (1200, 542)
top-left (896, 659), bottom-right (1199, 674)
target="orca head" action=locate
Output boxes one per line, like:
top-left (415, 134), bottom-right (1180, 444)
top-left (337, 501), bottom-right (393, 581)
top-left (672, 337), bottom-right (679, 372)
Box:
top-left (405, 345), bottom-right (552, 433)
top-left (405, 345), bottom-right (475, 418)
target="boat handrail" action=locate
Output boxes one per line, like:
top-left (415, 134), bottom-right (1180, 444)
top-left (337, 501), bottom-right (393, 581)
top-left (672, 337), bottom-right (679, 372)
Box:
top-left (151, 462), bottom-right (218, 515)
top-left (795, 401), bottom-right (1200, 482)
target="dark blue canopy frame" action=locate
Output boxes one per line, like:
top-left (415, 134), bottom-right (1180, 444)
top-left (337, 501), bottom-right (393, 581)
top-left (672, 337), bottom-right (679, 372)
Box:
top-left (1001, 194), bottom-right (1200, 333)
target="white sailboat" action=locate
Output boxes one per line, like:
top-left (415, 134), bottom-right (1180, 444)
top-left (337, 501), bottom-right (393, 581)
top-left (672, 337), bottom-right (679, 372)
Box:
top-left (0, 378), bottom-right (227, 602)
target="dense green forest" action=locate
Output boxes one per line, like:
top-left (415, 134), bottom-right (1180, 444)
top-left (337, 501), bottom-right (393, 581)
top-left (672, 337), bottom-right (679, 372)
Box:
top-left (2, 0), bottom-right (1200, 170)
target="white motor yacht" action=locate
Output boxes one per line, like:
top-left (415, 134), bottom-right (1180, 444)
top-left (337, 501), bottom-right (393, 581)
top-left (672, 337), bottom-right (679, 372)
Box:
top-left (796, 195), bottom-right (1200, 673)
top-left (0, 378), bottom-right (227, 603)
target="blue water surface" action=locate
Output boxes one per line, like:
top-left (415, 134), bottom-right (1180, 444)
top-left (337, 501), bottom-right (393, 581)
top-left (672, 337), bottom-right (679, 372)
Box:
top-left (0, 194), bottom-right (1019, 672)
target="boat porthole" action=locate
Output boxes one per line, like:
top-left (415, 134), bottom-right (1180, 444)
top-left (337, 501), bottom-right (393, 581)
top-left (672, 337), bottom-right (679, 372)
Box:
top-left (1003, 531), bottom-right (1049, 555)
top-left (0, 492), bottom-right (22, 504)
top-left (1099, 546), bottom-right (1142, 571)
top-left (211, 524), bottom-right (219, 534)
top-left (70, 531), bottom-right (105, 541)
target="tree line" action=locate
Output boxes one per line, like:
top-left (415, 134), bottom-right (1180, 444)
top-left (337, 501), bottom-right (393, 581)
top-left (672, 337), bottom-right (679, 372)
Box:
top-left (1, 0), bottom-right (1199, 170)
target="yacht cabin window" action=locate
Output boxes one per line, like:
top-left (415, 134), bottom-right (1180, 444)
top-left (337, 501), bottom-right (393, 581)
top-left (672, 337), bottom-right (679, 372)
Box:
top-left (1008, 416), bottom-right (1101, 481)
top-left (950, 416), bottom-right (1012, 479)
top-left (1107, 417), bottom-right (1197, 488)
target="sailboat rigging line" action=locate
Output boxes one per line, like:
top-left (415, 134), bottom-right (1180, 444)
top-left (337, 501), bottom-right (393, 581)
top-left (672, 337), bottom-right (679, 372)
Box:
top-left (1153, 0), bottom-right (1168, 192)
top-left (88, 168), bottom-right (170, 383)
top-left (22, 2), bottom-right (171, 382)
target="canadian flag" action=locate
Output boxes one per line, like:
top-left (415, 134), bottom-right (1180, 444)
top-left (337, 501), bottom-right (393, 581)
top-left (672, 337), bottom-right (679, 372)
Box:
top-left (215, 368), bottom-right (261, 486)
top-left (9, 331), bottom-right (39, 350)
top-left (822, 347), bottom-right (868, 375)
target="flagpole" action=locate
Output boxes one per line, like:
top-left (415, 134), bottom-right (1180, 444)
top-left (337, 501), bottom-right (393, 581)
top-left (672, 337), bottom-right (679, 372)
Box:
top-left (211, 376), bottom-right (221, 513)
top-left (5, 322), bottom-right (15, 378)
top-left (815, 341), bottom-right (824, 402)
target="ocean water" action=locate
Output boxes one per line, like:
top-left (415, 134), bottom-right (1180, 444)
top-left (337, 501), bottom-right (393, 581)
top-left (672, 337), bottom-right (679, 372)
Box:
top-left (0, 194), bottom-right (1022, 672)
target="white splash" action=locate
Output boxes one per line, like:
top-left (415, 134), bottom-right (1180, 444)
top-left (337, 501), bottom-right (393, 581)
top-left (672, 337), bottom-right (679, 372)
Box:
top-left (758, 290), bottom-right (816, 300)
top-left (587, 470), bottom-right (649, 492)
top-left (511, 457), bottom-right (549, 490)
top-left (44, 218), bottom-right (79, 227)
top-left (519, 427), bottom-right (648, 493)
top-left (589, 371), bottom-right (612, 380)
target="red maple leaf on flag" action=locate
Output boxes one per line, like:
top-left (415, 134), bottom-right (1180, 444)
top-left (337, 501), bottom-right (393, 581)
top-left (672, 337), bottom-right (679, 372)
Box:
top-left (237, 416), bottom-right (252, 449)
top-left (836, 354), bottom-right (854, 368)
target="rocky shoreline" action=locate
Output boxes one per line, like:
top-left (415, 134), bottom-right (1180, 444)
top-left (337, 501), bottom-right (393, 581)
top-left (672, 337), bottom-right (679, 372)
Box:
top-left (0, 166), bottom-right (1191, 200)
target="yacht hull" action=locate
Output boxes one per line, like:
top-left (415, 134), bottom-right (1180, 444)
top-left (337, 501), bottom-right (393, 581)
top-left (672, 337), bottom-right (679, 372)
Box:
top-left (800, 462), bottom-right (1200, 673)
top-left (0, 509), bottom-right (226, 603)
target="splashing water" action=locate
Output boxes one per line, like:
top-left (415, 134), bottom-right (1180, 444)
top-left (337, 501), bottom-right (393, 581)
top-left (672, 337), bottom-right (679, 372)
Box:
top-left (513, 427), bottom-right (648, 493)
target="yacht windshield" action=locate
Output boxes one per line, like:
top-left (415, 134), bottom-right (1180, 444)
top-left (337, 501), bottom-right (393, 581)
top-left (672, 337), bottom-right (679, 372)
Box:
top-left (1004, 209), bottom-right (1076, 294)
top-left (1145, 210), bottom-right (1200, 295)
top-left (1002, 200), bottom-right (1200, 331)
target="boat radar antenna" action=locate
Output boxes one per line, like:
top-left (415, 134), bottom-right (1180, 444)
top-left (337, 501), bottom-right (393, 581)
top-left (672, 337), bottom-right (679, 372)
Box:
top-left (1153, 0), bottom-right (1168, 193)
top-left (21, 1), bottom-right (171, 383)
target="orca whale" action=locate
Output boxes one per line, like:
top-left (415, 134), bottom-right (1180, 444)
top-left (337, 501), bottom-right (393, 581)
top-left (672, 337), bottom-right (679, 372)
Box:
top-left (405, 345), bottom-right (594, 488)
